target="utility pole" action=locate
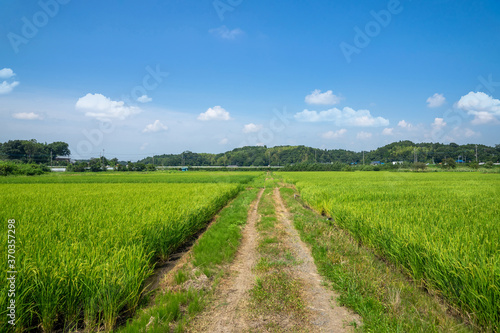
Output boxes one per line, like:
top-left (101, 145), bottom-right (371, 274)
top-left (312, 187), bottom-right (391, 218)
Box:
top-left (414, 148), bottom-right (417, 163)
top-left (153, 153), bottom-right (155, 166)
top-left (476, 144), bottom-right (478, 162)
top-left (50, 150), bottom-right (53, 167)
top-left (362, 151), bottom-right (365, 165)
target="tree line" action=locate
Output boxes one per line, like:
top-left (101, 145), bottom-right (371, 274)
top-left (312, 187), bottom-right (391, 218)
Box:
top-left (0, 139), bottom-right (70, 164)
top-left (139, 141), bottom-right (500, 167)
top-left (1, 139), bottom-right (499, 173)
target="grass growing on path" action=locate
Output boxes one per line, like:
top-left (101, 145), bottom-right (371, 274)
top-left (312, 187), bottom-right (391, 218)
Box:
top-left (280, 186), bottom-right (472, 332)
top-left (249, 188), bottom-right (309, 331)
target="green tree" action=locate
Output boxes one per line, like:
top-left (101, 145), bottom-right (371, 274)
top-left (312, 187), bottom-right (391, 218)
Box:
top-left (135, 163), bottom-right (146, 171)
top-left (443, 158), bottom-right (456, 170)
top-left (412, 162), bottom-right (427, 171)
top-left (47, 141), bottom-right (70, 157)
top-left (88, 158), bottom-right (102, 172)
top-left (469, 162), bottom-right (479, 170)
top-left (483, 161), bottom-right (494, 169)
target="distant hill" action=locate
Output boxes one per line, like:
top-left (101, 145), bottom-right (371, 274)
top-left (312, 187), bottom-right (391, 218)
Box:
top-left (138, 141), bottom-right (500, 166)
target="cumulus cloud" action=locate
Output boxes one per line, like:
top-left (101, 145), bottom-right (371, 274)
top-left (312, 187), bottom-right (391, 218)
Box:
top-left (76, 93), bottom-right (141, 120)
top-left (465, 128), bottom-right (479, 138)
top-left (322, 129), bottom-right (347, 139)
top-left (294, 107), bottom-right (389, 127)
top-left (456, 91), bottom-right (500, 124)
top-left (137, 95), bottom-right (152, 103)
top-left (356, 131), bottom-right (372, 140)
top-left (209, 26), bottom-right (243, 40)
top-left (143, 120), bottom-right (168, 133)
top-left (12, 112), bottom-right (43, 120)
top-left (0, 81), bottom-right (19, 94)
top-left (243, 123), bottom-right (263, 133)
top-left (0, 68), bottom-right (15, 79)
top-left (427, 93), bottom-right (446, 108)
top-left (219, 138), bottom-right (228, 145)
top-left (382, 128), bottom-right (394, 135)
top-left (0, 68), bottom-right (19, 95)
top-left (198, 106), bottom-right (231, 121)
top-left (431, 117), bottom-right (446, 130)
top-left (397, 120), bottom-right (412, 128)
top-left (305, 89), bottom-right (342, 105)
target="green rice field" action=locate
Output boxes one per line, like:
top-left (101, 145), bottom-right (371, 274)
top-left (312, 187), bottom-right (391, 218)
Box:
top-left (0, 172), bottom-right (258, 331)
top-left (282, 171), bottom-right (500, 330)
top-left (2, 170), bottom-right (499, 331)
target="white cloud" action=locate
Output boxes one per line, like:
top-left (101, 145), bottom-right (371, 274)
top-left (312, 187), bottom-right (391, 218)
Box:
top-left (322, 129), bottom-right (347, 139)
top-left (456, 91), bottom-right (500, 124)
top-left (397, 120), bottom-right (412, 128)
top-left (431, 118), bottom-right (446, 130)
top-left (243, 123), bottom-right (263, 133)
top-left (356, 131), bottom-right (372, 140)
top-left (209, 26), bottom-right (243, 40)
top-left (465, 128), bottom-right (479, 138)
top-left (198, 106), bottom-right (231, 121)
top-left (0, 81), bottom-right (19, 95)
top-left (219, 138), bottom-right (228, 145)
top-left (76, 93), bottom-right (141, 120)
top-left (470, 112), bottom-right (498, 125)
top-left (382, 128), bottom-right (394, 135)
top-left (12, 112), bottom-right (43, 120)
top-left (143, 120), bottom-right (168, 133)
top-left (0, 68), bottom-right (19, 94)
top-left (427, 93), bottom-right (446, 108)
top-left (137, 95), bottom-right (152, 103)
top-left (294, 107), bottom-right (389, 127)
top-left (305, 89), bottom-right (342, 105)
top-left (140, 142), bottom-right (149, 151)
top-left (0, 68), bottom-right (15, 79)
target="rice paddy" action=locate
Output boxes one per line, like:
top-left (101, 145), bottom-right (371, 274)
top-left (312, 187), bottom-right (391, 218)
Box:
top-left (0, 172), bottom-right (258, 331)
top-left (281, 171), bottom-right (500, 330)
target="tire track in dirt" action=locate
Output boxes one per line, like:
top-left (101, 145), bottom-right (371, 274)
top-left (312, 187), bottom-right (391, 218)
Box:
top-left (190, 186), bottom-right (360, 332)
top-left (190, 188), bottom-right (264, 332)
top-left (273, 187), bottom-right (361, 332)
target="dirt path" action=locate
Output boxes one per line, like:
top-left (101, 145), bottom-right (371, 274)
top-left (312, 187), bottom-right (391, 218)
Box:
top-left (190, 188), bottom-right (264, 332)
top-left (190, 186), bottom-right (359, 332)
top-left (273, 187), bottom-right (360, 332)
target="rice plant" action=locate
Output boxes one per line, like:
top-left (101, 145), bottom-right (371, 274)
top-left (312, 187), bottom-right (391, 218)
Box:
top-left (0, 180), bottom-right (242, 331)
top-left (282, 171), bottom-right (500, 330)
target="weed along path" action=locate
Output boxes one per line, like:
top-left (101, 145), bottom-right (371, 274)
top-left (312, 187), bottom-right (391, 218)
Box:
top-left (273, 187), bottom-right (360, 331)
top-left (189, 185), bottom-right (358, 332)
top-left (190, 188), bottom-right (264, 332)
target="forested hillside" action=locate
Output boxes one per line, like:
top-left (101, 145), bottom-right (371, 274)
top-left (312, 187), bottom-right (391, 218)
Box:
top-left (139, 141), bottom-right (500, 166)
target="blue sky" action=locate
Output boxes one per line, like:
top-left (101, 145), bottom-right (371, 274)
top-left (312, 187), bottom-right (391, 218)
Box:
top-left (1, 0), bottom-right (500, 160)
